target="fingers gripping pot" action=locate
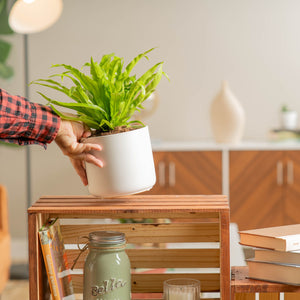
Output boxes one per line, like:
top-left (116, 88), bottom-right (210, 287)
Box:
top-left (83, 231), bottom-right (131, 300)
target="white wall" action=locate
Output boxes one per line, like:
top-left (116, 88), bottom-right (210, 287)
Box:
top-left (2, 0), bottom-right (300, 239)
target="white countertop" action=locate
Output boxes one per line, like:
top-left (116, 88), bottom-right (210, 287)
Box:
top-left (151, 139), bottom-right (300, 151)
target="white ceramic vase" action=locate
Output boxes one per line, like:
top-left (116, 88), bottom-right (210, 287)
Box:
top-left (83, 126), bottom-right (156, 197)
top-left (210, 81), bottom-right (245, 144)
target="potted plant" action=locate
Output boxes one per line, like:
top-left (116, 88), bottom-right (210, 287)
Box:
top-left (280, 105), bottom-right (298, 130)
top-left (31, 48), bottom-right (168, 197)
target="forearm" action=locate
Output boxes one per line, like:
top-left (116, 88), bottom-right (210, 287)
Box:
top-left (0, 88), bottom-right (61, 148)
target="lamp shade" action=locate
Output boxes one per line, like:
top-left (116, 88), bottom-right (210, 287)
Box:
top-left (8, 0), bottom-right (63, 34)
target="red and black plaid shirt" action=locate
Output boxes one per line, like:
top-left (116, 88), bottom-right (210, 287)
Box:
top-left (0, 88), bottom-right (60, 148)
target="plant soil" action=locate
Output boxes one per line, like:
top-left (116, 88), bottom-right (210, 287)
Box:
top-left (93, 126), bottom-right (137, 136)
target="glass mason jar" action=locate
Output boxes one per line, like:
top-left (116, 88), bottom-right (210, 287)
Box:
top-left (83, 231), bottom-right (131, 300)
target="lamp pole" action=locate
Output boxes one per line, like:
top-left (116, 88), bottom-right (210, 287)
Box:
top-left (9, 34), bottom-right (32, 280)
top-left (24, 33), bottom-right (32, 209)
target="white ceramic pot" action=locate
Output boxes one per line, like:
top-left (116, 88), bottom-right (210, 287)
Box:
top-left (281, 111), bottom-right (298, 130)
top-left (84, 126), bottom-right (156, 197)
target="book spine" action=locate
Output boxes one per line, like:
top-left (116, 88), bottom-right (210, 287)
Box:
top-left (49, 224), bottom-right (75, 299)
top-left (39, 231), bottom-right (61, 300)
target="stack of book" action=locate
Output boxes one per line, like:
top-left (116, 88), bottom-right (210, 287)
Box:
top-left (239, 224), bottom-right (300, 285)
top-left (269, 129), bottom-right (300, 142)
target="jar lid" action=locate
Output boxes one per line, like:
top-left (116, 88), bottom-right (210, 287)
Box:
top-left (88, 231), bottom-right (126, 245)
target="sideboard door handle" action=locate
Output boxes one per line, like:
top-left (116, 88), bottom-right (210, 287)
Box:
top-left (158, 161), bottom-right (166, 187)
top-left (169, 162), bottom-right (176, 187)
top-left (287, 160), bottom-right (294, 185)
top-left (277, 161), bottom-right (283, 186)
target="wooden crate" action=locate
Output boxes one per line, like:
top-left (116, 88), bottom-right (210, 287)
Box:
top-left (28, 195), bottom-right (230, 300)
top-left (231, 267), bottom-right (300, 300)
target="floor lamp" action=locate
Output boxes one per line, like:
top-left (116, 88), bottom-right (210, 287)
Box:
top-left (8, 0), bottom-right (63, 278)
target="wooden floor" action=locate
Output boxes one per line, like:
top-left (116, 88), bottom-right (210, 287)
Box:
top-left (1, 280), bottom-right (29, 300)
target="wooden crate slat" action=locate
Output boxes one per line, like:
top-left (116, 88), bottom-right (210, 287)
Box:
top-left (35, 198), bottom-right (228, 205)
top-left (132, 298), bottom-right (219, 300)
top-left (33, 198), bottom-right (228, 204)
top-left (131, 295), bottom-right (163, 300)
top-left (32, 206), bottom-right (226, 215)
top-left (61, 223), bottom-right (220, 244)
top-left (50, 212), bottom-right (220, 219)
top-left (67, 248), bottom-right (220, 269)
top-left (71, 273), bottom-right (220, 294)
top-left (33, 194), bottom-right (228, 205)
top-left (37, 194), bottom-right (227, 202)
top-left (28, 195), bottom-right (229, 215)
top-left (130, 247), bottom-right (220, 268)
top-left (134, 272), bottom-right (221, 293)
top-left (131, 295), bottom-right (219, 300)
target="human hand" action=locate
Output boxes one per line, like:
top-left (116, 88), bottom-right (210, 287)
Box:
top-left (54, 119), bottom-right (103, 185)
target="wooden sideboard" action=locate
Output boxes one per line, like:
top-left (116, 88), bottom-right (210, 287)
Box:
top-left (148, 141), bottom-right (300, 230)
top-left (145, 151), bottom-right (222, 195)
top-left (230, 150), bottom-right (300, 230)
